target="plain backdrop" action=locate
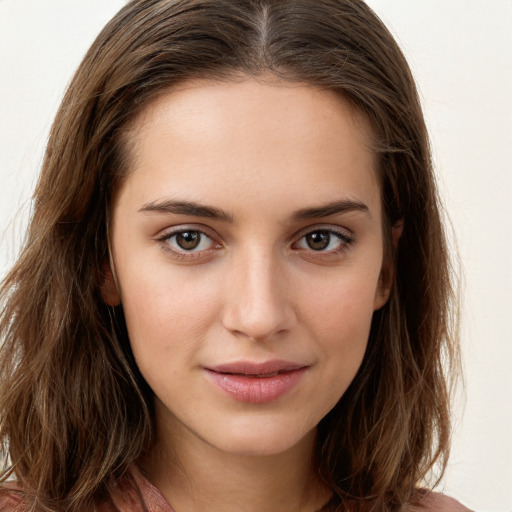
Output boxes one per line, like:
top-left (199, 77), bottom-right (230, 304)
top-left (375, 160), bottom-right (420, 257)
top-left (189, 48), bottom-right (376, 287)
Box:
top-left (1, 1), bottom-right (511, 511)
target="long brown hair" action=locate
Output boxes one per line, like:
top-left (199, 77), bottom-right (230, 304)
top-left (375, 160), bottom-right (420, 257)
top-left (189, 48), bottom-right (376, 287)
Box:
top-left (0, 1), bottom-right (459, 510)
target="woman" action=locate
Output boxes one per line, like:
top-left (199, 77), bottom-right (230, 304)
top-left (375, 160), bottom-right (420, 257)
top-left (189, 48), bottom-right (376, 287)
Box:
top-left (0, 1), bottom-right (470, 510)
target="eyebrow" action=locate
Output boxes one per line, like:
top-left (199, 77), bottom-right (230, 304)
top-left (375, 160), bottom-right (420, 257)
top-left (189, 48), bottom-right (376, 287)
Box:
top-left (139, 200), bottom-right (233, 222)
top-left (291, 199), bottom-right (371, 221)
top-left (139, 198), bottom-right (370, 222)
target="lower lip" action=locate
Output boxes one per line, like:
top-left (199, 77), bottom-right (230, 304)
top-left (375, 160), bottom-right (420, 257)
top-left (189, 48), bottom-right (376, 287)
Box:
top-left (204, 368), bottom-right (307, 403)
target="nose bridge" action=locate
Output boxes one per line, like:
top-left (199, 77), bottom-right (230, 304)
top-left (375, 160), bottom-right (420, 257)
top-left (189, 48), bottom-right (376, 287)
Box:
top-left (222, 244), bottom-right (295, 341)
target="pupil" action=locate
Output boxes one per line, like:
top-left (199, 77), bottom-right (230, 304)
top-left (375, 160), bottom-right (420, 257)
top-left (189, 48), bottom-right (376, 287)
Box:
top-left (176, 231), bottom-right (201, 250)
top-left (306, 231), bottom-right (330, 251)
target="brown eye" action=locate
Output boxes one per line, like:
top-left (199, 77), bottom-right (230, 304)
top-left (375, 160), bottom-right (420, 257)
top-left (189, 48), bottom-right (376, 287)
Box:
top-left (305, 231), bottom-right (331, 251)
top-left (164, 229), bottom-right (216, 253)
top-left (175, 231), bottom-right (202, 250)
top-left (159, 227), bottom-right (221, 260)
top-left (295, 228), bottom-right (353, 253)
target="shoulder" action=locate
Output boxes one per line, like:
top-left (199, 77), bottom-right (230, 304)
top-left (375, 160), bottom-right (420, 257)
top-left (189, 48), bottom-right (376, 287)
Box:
top-left (408, 492), bottom-right (473, 512)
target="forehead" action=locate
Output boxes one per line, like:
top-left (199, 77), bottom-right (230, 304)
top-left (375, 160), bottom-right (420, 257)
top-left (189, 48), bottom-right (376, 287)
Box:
top-left (117, 77), bottom-right (380, 218)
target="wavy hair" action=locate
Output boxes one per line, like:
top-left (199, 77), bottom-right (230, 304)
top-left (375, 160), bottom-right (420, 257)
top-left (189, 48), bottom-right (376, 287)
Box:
top-left (0, 1), bottom-right (459, 510)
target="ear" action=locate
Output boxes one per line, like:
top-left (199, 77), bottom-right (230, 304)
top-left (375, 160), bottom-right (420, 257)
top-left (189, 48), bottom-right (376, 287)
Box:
top-left (392, 218), bottom-right (404, 248)
top-left (100, 260), bottom-right (121, 306)
top-left (373, 265), bottom-right (392, 311)
top-left (373, 219), bottom-right (404, 310)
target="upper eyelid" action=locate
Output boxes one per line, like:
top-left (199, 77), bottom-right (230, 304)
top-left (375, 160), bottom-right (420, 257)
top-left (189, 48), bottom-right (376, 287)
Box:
top-left (156, 224), bottom-right (218, 240)
top-left (293, 224), bottom-right (353, 240)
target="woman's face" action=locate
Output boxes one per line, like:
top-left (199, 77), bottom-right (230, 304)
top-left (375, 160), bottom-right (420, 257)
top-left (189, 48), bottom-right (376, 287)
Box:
top-left (107, 77), bottom-right (389, 457)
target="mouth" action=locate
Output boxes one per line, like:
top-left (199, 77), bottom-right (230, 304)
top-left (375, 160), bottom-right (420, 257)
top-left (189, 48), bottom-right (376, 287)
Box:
top-left (203, 360), bottom-right (309, 403)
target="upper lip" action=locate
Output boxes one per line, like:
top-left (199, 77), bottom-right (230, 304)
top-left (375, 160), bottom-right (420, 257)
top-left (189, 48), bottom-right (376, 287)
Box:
top-left (205, 360), bottom-right (308, 376)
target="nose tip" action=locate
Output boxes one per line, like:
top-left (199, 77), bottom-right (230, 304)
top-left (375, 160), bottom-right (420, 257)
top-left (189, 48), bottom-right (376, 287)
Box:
top-left (221, 256), bottom-right (296, 342)
top-left (227, 300), bottom-right (290, 342)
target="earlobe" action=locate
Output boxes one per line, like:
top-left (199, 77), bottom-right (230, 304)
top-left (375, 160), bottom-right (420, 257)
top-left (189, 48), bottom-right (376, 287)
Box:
top-left (100, 261), bottom-right (121, 306)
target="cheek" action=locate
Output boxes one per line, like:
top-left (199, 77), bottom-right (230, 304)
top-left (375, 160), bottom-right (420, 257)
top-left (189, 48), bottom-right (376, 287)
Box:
top-left (303, 269), bottom-right (379, 334)
top-left (118, 265), bottom-right (221, 358)
top-left (291, 275), bottom-right (377, 426)
top-left (300, 268), bottom-right (380, 380)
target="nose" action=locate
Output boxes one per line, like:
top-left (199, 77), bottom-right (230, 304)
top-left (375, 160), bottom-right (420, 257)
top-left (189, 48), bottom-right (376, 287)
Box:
top-left (221, 248), bottom-right (297, 342)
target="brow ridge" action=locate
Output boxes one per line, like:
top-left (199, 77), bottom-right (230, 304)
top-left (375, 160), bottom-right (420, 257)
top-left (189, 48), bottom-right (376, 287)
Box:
top-left (139, 198), bottom-right (370, 223)
top-left (139, 200), bottom-right (233, 222)
top-left (292, 199), bottom-right (370, 220)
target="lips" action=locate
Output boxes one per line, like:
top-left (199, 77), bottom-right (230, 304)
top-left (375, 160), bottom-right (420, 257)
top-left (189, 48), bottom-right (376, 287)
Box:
top-left (203, 360), bottom-right (308, 403)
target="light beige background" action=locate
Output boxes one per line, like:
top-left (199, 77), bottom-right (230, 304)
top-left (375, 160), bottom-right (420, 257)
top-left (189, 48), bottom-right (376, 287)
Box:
top-left (1, 1), bottom-right (511, 510)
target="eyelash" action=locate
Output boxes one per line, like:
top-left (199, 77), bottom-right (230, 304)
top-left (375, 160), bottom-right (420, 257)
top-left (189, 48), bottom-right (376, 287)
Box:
top-left (292, 227), bottom-right (354, 255)
top-left (156, 226), bottom-right (354, 260)
top-left (157, 227), bottom-right (220, 260)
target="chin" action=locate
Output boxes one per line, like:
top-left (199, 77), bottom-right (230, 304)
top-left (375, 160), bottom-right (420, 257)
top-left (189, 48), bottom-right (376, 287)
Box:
top-left (201, 418), bottom-right (318, 458)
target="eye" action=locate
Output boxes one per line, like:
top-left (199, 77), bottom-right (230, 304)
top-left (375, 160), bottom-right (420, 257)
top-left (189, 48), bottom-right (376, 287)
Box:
top-left (295, 228), bottom-right (353, 252)
top-left (160, 228), bottom-right (219, 255)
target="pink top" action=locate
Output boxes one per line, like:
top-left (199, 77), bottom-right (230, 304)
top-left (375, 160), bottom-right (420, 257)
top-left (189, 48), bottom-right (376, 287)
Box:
top-left (0, 466), bottom-right (472, 511)
top-left (0, 467), bottom-right (174, 512)
top-left (95, 466), bottom-right (174, 511)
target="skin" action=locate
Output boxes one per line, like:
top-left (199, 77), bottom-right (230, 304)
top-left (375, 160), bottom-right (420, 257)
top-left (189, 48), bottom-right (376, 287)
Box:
top-left (105, 76), bottom-right (392, 512)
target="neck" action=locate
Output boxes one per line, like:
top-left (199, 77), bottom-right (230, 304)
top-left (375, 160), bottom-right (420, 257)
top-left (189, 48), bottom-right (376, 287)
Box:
top-left (141, 413), bottom-right (330, 512)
